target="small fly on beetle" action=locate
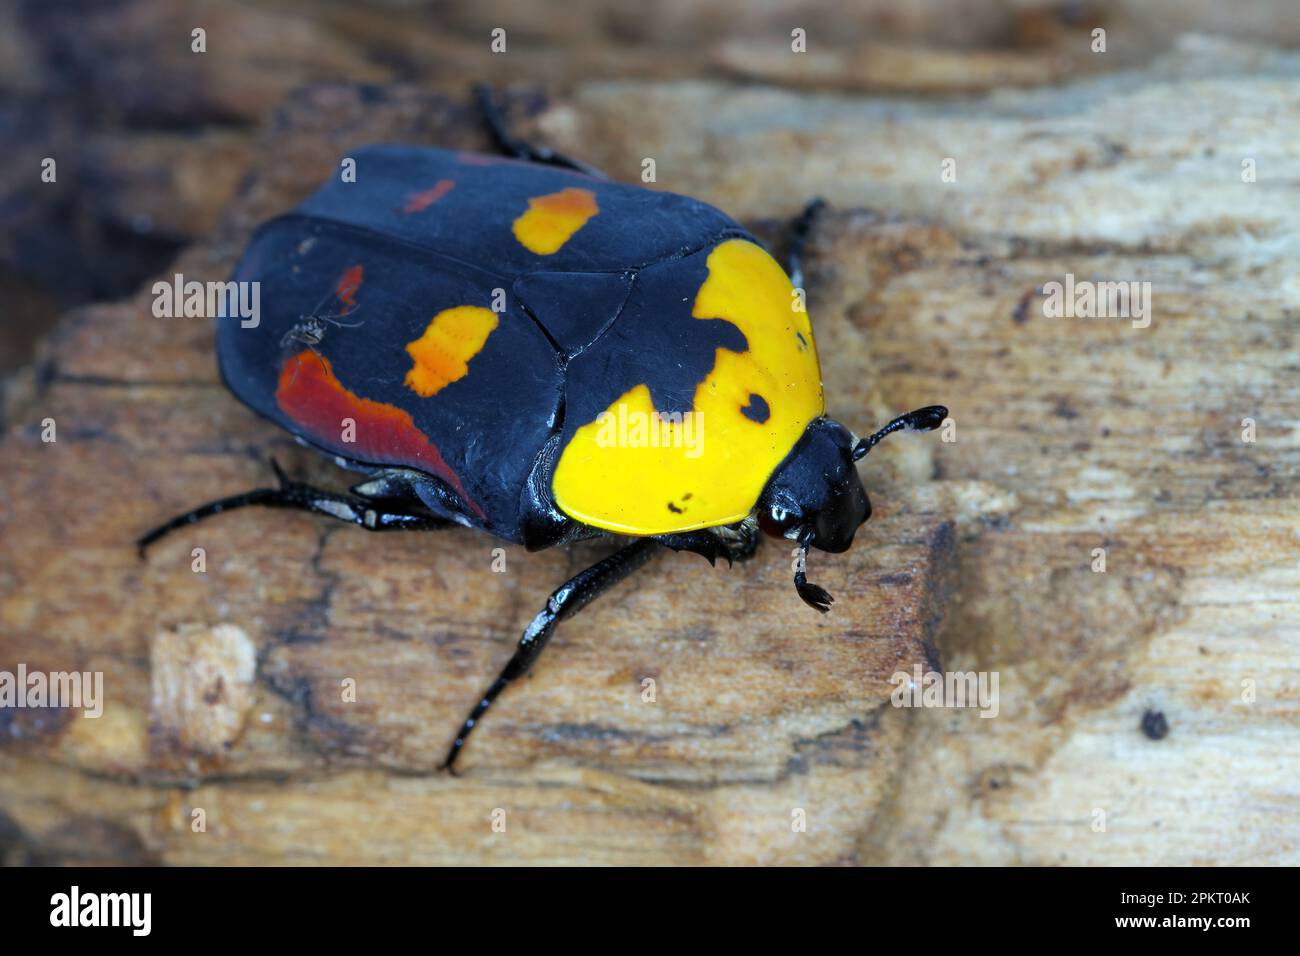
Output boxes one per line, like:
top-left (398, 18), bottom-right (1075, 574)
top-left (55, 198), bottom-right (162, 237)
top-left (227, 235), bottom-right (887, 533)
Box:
top-left (279, 305), bottom-right (363, 352)
top-left (280, 265), bottom-right (365, 386)
top-left (138, 86), bottom-right (947, 770)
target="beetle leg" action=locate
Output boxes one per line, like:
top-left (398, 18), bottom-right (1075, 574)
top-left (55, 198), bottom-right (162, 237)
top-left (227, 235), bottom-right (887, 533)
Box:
top-left (716, 517), bottom-right (761, 565)
top-left (655, 517), bottom-right (759, 568)
top-left (785, 197), bottom-right (827, 292)
top-left (442, 538), bottom-right (658, 772)
top-left (793, 529), bottom-right (833, 614)
top-left (473, 83), bottom-right (609, 179)
top-left (136, 459), bottom-right (450, 556)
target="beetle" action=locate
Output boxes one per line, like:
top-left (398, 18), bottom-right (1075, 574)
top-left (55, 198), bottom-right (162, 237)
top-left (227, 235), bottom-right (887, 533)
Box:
top-left (138, 87), bottom-right (947, 770)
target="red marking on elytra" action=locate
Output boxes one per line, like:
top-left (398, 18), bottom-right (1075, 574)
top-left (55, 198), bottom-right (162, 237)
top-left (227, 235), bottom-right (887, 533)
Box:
top-left (276, 350), bottom-right (485, 519)
top-left (335, 265), bottom-right (363, 307)
top-left (401, 179), bottom-right (455, 214)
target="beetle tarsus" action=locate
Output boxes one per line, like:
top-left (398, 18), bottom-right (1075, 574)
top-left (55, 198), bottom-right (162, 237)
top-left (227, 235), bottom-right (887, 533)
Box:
top-left (795, 577), bottom-right (834, 614)
top-left (136, 486), bottom-right (281, 557)
top-left (794, 532), bottom-right (834, 613)
top-left (441, 676), bottom-right (509, 772)
top-left (441, 538), bottom-right (658, 771)
top-left (473, 83), bottom-right (609, 179)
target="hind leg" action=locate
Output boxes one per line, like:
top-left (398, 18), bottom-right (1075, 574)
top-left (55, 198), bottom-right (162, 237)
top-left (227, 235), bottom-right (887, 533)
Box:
top-left (137, 459), bottom-right (451, 556)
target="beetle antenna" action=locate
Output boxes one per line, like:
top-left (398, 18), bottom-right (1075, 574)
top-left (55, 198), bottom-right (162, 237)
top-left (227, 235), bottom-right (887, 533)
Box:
top-left (794, 529), bottom-right (833, 613)
top-left (852, 405), bottom-right (948, 461)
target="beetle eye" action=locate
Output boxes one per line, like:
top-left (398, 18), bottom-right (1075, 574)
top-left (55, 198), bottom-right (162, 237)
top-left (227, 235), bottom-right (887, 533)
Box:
top-left (759, 504), bottom-right (797, 538)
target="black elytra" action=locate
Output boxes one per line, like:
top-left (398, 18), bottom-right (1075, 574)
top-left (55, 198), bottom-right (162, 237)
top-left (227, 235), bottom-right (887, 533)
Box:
top-left (138, 86), bottom-right (948, 770)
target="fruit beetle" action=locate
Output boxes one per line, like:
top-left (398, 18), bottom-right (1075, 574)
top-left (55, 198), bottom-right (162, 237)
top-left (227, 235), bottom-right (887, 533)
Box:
top-left (139, 87), bottom-right (947, 769)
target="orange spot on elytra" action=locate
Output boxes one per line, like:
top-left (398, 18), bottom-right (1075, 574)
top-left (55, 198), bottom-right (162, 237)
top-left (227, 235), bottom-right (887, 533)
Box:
top-left (404, 306), bottom-right (499, 397)
top-left (401, 179), bottom-right (455, 213)
top-left (512, 187), bottom-right (598, 255)
top-left (276, 350), bottom-right (483, 517)
top-left (335, 265), bottom-right (363, 307)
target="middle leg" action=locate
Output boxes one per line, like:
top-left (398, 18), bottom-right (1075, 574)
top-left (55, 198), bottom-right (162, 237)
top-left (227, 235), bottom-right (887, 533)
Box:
top-left (785, 197), bottom-right (827, 293)
top-left (442, 537), bottom-right (659, 771)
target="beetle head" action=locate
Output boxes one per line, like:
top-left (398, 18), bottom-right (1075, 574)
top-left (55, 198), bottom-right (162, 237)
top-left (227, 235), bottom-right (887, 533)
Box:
top-left (757, 406), bottom-right (947, 613)
top-left (757, 418), bottom-right (867, 554)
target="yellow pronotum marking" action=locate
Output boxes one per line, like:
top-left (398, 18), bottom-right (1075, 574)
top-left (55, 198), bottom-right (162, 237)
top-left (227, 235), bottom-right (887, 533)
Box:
top-left (404, 305), bottom-right (499, 397)
top-left (512, 187), bottom-right (599, 255)
top-left (553, 239), bottom-right (825, 535)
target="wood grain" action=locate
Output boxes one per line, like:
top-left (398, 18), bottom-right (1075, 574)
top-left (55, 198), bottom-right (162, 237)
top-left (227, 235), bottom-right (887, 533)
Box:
top-left (3, 38), bottom-right (1299, 864)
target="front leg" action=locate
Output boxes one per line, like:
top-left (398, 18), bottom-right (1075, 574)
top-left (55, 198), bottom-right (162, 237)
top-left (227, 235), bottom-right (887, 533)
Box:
top-left (656, 516), bottom-right (761, 567)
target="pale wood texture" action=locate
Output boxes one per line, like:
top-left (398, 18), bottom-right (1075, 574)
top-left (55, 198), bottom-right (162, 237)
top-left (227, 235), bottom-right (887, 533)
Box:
top-left (3, 36), bottom-right (1299, 865)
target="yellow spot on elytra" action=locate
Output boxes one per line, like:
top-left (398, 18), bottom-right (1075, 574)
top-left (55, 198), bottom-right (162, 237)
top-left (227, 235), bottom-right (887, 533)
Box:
top-left (404, 305), bottom-right (499, 397)
top-left (512, 187), bottom-right (598, 255)
top-left (552, 239), bottom-right (824, 535)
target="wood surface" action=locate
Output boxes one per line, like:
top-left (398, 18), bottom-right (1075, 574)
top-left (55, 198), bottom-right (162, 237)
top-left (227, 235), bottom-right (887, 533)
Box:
top-left (2, 32), bottom-right (1298, 865)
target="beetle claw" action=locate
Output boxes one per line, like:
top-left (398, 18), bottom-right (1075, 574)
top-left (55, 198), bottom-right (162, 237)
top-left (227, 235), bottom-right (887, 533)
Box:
top-left (793, 530), bottom-right (833, 612)
top-left (795, 579), bottom-right (834, 614)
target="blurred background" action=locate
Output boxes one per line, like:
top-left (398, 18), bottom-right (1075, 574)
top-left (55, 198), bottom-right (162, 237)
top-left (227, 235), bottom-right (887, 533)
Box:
top-left (3, 0), bottom-right (1299, 373)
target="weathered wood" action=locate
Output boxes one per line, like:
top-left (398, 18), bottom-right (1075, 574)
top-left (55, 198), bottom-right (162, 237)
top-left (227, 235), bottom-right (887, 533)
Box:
top-left (3, 35), bottom-right (1300, 865)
